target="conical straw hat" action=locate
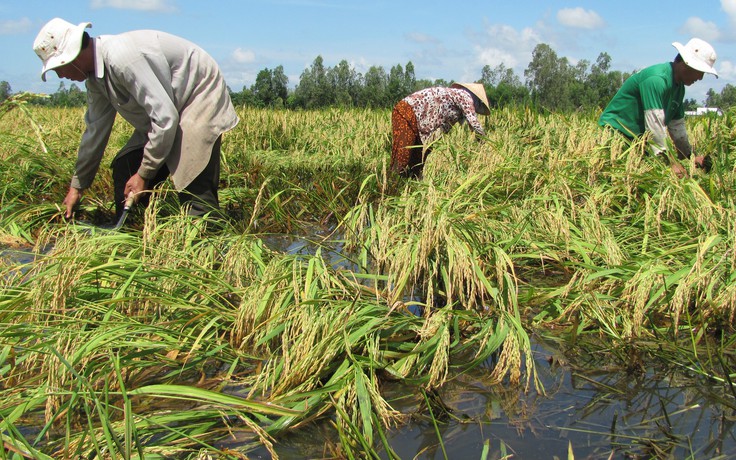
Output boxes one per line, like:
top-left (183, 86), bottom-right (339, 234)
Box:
top-left (451, 82), bottom-right (490, 115)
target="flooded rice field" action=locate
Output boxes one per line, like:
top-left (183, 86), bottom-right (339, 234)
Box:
top-left (3, 235), bottom-right (735, 460)
top-left (224, 234), bottom-right (736, 459)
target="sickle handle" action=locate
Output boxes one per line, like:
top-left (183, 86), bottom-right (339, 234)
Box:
top-left (123, 192), bottom-right (135, 210)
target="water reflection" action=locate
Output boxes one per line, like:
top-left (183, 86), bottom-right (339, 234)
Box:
top-left (1, 246), bottom-right (44, 282)
top-left (0, 248), bottom-right (37, 265)
top-left (261, 230), bottom-right (361, 272)
top-left (383, 336), bottom-right (736, 459)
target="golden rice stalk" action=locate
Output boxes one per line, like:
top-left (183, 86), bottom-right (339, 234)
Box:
top-left (487, 320), bottom-right (522, 386)
top-left (423, 310), bottom-right (451, 389)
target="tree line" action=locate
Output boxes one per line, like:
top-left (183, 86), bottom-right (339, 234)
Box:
top-left (3, 43), bottom-right (733, 112)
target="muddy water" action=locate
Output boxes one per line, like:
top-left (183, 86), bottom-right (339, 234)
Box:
top-left (241, 335), bottom-right (735, 459)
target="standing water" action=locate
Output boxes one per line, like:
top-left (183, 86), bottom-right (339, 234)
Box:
top-left (234, 332), bottom-right (735, 459)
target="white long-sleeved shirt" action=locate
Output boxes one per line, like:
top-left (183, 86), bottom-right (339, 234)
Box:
top-left (72, 31), bottom-right (239, 191)
top-left (644, 109), bottom-right (691, 157)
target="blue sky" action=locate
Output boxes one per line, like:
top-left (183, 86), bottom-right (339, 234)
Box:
top-left (1, 1), bottom-right (734, 104)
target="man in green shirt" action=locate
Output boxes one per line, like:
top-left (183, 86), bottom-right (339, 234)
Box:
top-left (598, 38), bottom-right (718, 177)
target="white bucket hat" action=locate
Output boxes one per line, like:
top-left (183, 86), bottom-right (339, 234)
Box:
top-left (672, 38), bottom-right (718, 77)
top-left (451, 82), bottom-right (491, 115)
top-left (33, 18), bottom-right (92, 81)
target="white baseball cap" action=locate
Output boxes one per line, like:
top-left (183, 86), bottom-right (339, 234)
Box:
top-left (672, 38), bottom-right (718, 77)
top-left (33, 18), bottom-right (92, 81)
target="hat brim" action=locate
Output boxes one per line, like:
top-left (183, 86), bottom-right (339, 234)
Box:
top-left (40, 22), bottom-right (91, 82)
top-left (672, 41), bottom-right (718, 77)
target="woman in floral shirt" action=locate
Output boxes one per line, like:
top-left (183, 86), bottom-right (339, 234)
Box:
top-left (391, 82), bottom-right (490, 178)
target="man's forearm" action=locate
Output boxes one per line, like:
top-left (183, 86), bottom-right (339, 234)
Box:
top-left (668, 118), bottom-right (692, 159)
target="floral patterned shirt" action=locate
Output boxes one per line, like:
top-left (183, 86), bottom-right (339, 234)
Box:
top-left (403, 87), bottom-right (485, 143)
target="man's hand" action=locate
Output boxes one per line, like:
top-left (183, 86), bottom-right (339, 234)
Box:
top-left (671, 162), bottom-right (687, 179)
top-left (694, 155), bottom-right (712, 172)
top-left (123, 173), bottom-right (147, 203)
top-left (62, 187), bottom-right (82, 219)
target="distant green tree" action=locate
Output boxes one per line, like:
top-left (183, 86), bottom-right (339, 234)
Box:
top-left (271, 65), bottom-right (289, 108)
top-left (69, 84), bottom-right (86, 106)
top-left (386, 64), bottom-right (406, 106)
top-left (229, 85), bottom-right (257, 107)
top-left (720, 86), bottom-right (736, 109)
top-left (706, 84), bottom-right (736, 110)
top-left (250, 65), bottom-right (289, 108)
top-left (683, 98), bottom-right (698, 111)
top-left (705, 88), bottom-right (720, 108)
top-left (584, 53), bottom-right (630, 109)
top-left (404, 61), bottom-right (417, 93)
top-left (0, 81), bottom-right (11, 102)
top-left (10, 50), bottom-right (666, 113)
top-left (328, 60), bottom-right (360, 107)
top-left (252, 69), bottom-right (274, 108)
top-left (480, 63), bottom-right (528, 107)
top-left (361, 65), bottom-right (388, 108)
top-left (481, 63), bottom-right (508, 87)
top-left (525, 43), bottom-right (575, 111)
top-left (379, 61), bottom-right (419, 103)
top-left (570, 59), bottom-right (596, 109)
top-left (413, 78), bottom-right (436, 91)
top-left (293, 55), bottom-right (332, 109)
top-left (48, 82), bottom-right (86, 107)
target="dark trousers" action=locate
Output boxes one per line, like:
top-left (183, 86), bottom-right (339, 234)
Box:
top-left (112, 136), bottom-right (222, 220)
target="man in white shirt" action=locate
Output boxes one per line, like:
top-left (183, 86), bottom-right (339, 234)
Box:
top-left (33, 18), bottom-right (239, 221)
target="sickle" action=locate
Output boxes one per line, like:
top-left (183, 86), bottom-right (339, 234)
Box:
top-left (112, 192), bottom-right (135, 230)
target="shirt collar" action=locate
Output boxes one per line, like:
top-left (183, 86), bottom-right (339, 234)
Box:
top-left (93, 36), bottom-right (105, 79)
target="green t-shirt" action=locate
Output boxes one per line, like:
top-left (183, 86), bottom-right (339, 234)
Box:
top-left (598, 62), bottom-right (685, 138)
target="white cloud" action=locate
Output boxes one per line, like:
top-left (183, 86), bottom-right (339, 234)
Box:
top-left (405, 32), bottom-right (438, 44)
top-left (0, 17), bottom-right (31, 35)
top-left (717, 60), bottom-right (736, 80)
top-left (232, 48), bottom-right (256, 64)
top-left (475, 24), bottom-right (542, 71)
top-left (225, 70), bottom-right (257, 89)
top-left (679, 1), bottom-right (736, 43)
top-left (351, 57), bottom-right (370, 75)
top-left (679, 17), bottom-right (721, 42)
top-left (90, 0), bottom-right (177, 12)
top-left (477, 47), bottom-right (519, 69)
top-left (723, 0), bottom-right (736, 24)
top-left (556, 8), bottom-right (605, 30)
